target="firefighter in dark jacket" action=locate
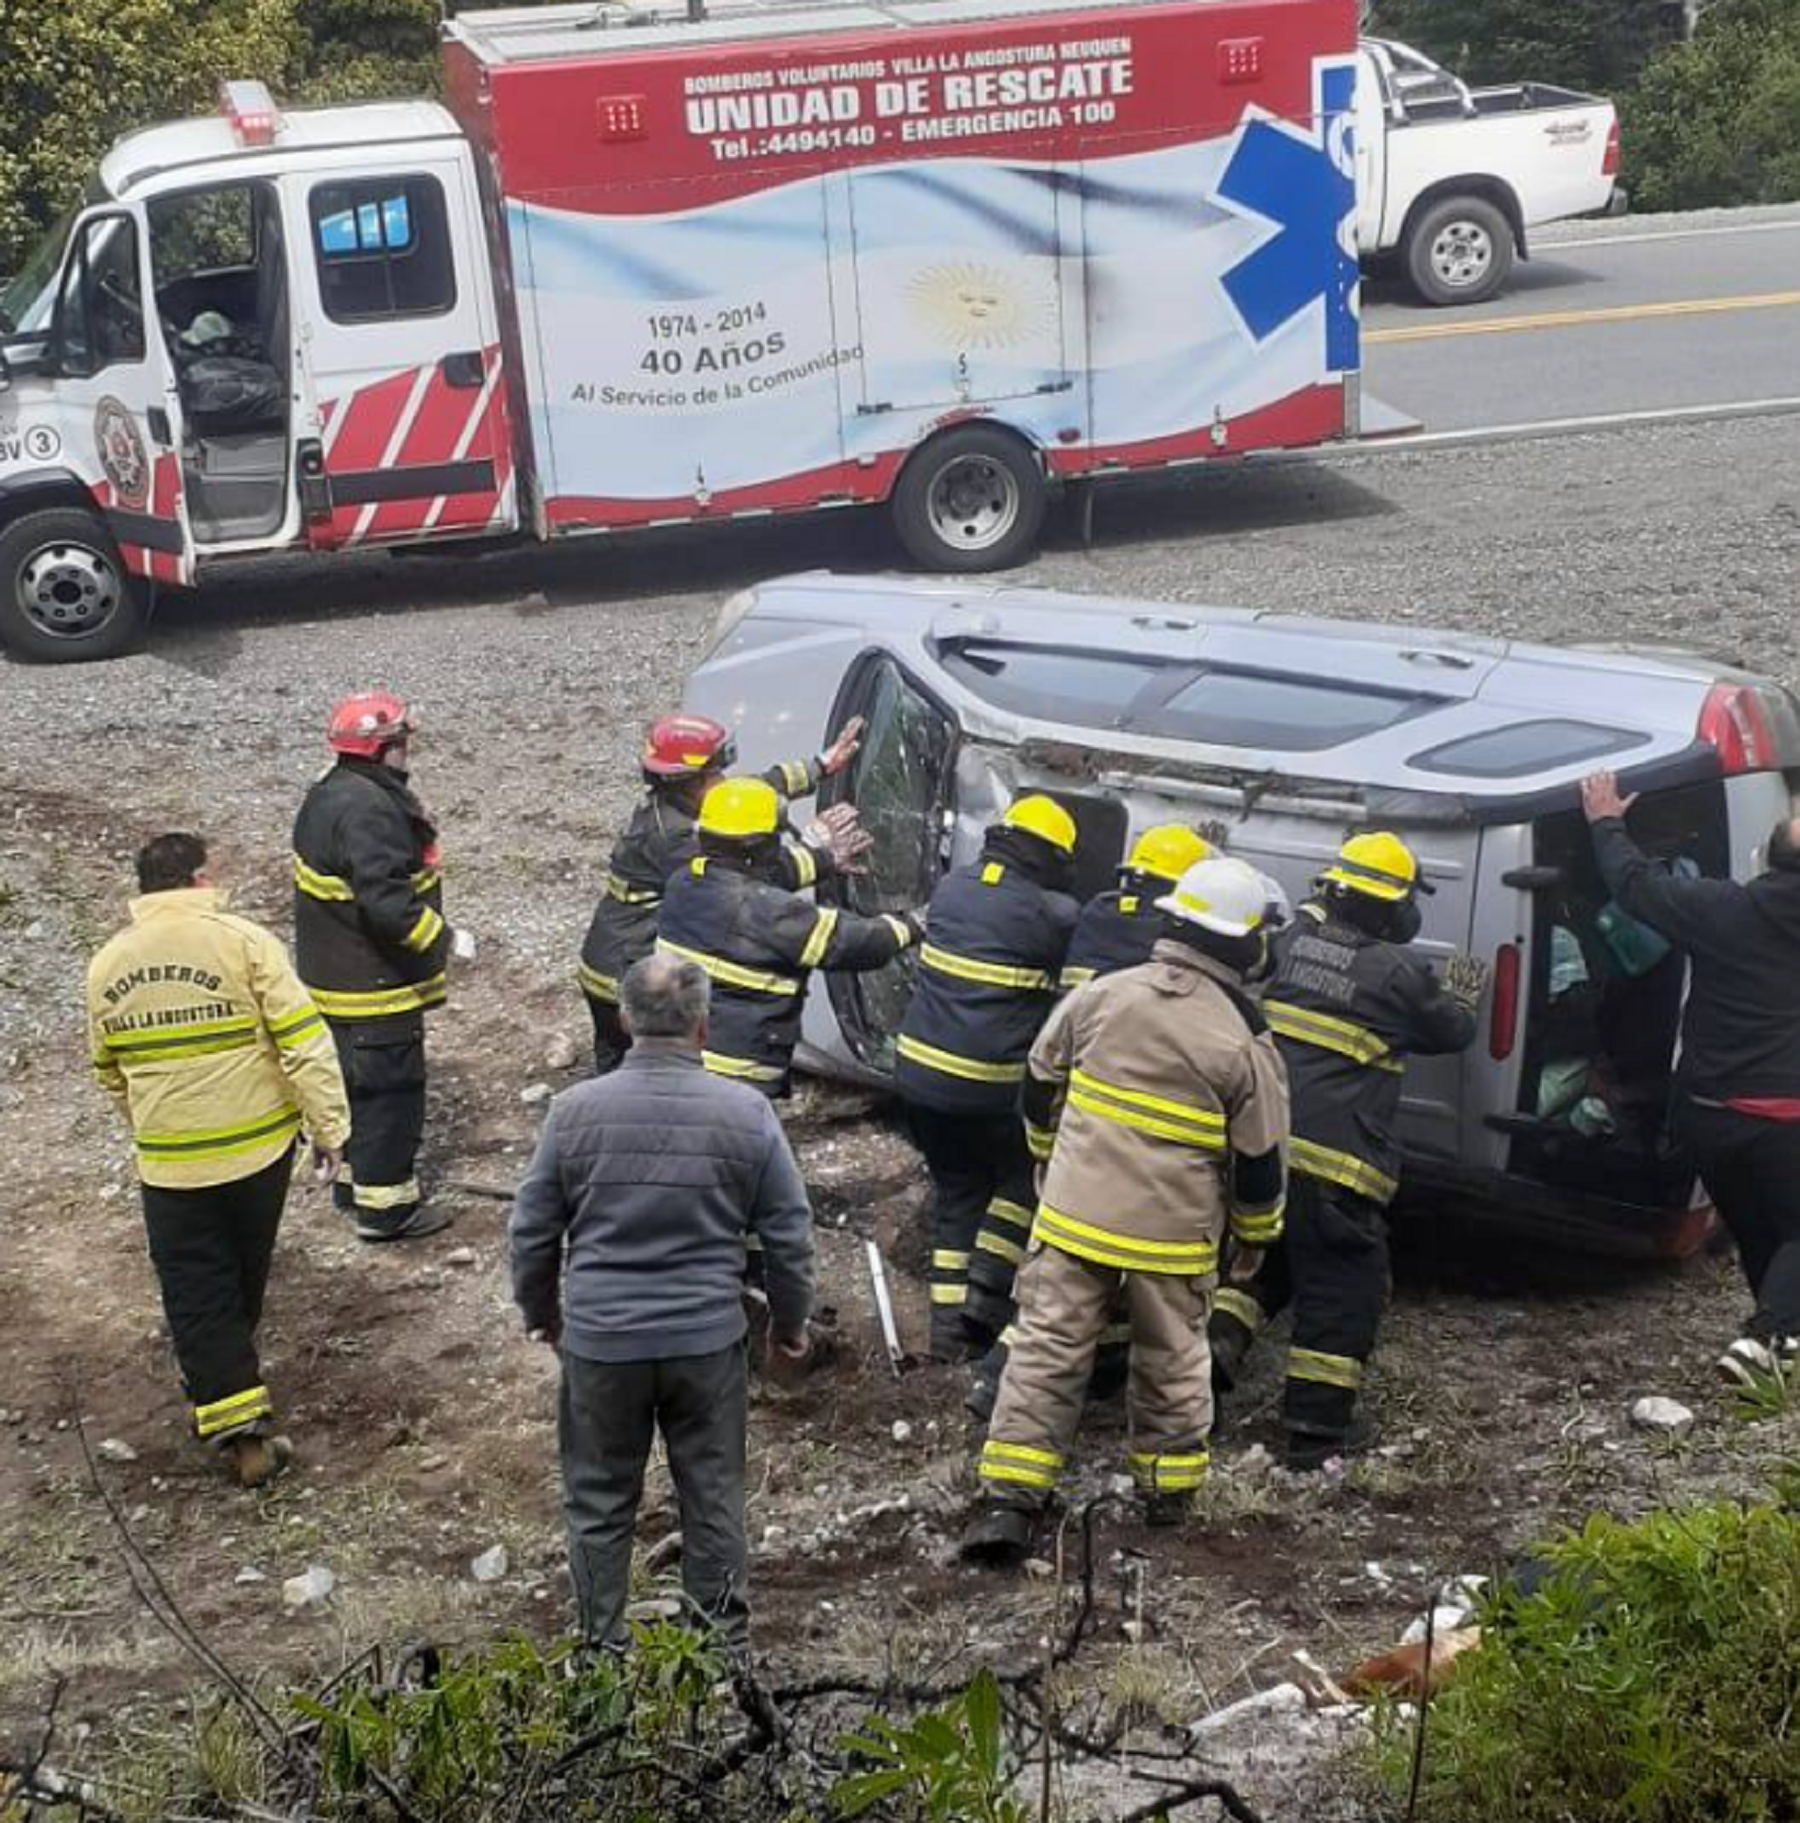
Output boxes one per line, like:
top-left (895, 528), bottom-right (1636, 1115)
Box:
top-left (579, 712), bottom-right (869, 1073)
top-left (294, 692), bottom-right (455, 1243)
top-left (1210, 832), bottom-right (1483, 1469)
top-left (1584, 771), bottom-right (1800, 1387)
top-left (896, 795), bottom-right (1081, 1360)
top-left (655, 776), bottom-right (921, 1097)
top-left (1060, 826), bottom-right (1214, 990)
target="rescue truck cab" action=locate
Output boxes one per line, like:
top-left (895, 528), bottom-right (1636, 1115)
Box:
top-left (0, 0), bottom-right (1362, 661)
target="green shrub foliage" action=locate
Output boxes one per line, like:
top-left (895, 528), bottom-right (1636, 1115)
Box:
top-left (1385, 1493), bottom-right (1800, 1822)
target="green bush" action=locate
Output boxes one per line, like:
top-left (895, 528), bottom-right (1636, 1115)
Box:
top-left (1381, 1492), bottom-right (1800, 1822)
top-left (1623, 0), bottom-right (1800, 212)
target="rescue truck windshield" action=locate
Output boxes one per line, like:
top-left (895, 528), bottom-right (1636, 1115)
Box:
top-left (0, 180), bottom-right (109, 337)
top-left (1, 208), bottom-right (78, 337)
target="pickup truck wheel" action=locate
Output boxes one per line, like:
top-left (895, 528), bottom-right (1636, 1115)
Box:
top-left (1405, 196), bottom-right (1515, 306)
top-left (0, 507), bottom-right (145, 663)
top-left (893, 426), bottom-right (1047, 572)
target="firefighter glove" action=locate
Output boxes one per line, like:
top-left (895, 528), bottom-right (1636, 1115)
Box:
top-left (1441, 952), bottom-right (1490, 1011)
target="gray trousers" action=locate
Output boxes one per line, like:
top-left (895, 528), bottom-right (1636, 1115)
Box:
top-left (558, 1342), bottom-right (750, 1652)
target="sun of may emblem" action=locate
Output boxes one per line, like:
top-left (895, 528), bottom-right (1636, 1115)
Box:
top-left (907, 261), bottom-right (1047, 350)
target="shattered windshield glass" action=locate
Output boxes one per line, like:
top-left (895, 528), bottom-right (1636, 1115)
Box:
top-left (836, 658), bottom-right (954, 1069)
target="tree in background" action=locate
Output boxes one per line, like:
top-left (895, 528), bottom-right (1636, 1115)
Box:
top-left (1369, 0), bottom-right (1667, 93)
top-left (0, 0), bottom-right (469, 273)
top-left (0, 0), bottom-right (301, 271)
top-left (1624, 0), bottom-right (1800, 210)
top-left (294, 0), bottom-right (440, 106)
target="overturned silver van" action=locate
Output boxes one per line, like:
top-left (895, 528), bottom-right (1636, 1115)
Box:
top-left (686, 573), bottom-right (1800, 1254)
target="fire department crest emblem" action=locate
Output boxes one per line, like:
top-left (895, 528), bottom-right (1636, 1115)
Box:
top-left (94, 397), bottom-right (150, 509)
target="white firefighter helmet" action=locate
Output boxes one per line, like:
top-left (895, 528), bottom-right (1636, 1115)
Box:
top-left (1156, 857), bottom-right (1271, 939)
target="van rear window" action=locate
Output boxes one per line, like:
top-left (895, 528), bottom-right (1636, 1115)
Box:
top-left (1134, 670), bottom-right (1432, 752)
top-left (1410, 719), bottom-right (1647, 778)
top-left (940, 642), bottom-right (1431, 751)
top-left (940, 643), bottom-right (1177, 730)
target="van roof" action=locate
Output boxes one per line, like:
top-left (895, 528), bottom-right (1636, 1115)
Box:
top-left (451, 0), bottom-right (1310, 64)
top-left (725, 572), bottom-right (1789, 800)
top-left (101, 102), bottom-right (461, 200)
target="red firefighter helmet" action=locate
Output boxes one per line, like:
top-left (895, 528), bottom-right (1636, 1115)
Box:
top-left (642, 712), bottom-right (735, 778)
top-left (328, 691), bottom-right (415, 759)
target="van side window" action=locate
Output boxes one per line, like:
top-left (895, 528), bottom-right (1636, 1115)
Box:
top-left (56, 215), bottom-right (146, 377)
top-left (308, 177), bottom-right (455, 324)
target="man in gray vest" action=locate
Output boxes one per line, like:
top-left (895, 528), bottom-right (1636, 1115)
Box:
top-left (510, 953), bottom-right (815, 1654)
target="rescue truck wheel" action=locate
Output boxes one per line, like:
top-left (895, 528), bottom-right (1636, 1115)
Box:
top-left (0, 507), bottom-right (144, 662)
top-left (1404, 195), bottom-right (1515, 306)
top-left (893, 426), bottom-right (1047, 572)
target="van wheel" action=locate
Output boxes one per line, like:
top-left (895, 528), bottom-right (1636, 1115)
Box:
top-left (892, 426), bottom-right (1047, 572)
top-left (1404, 196), bottom-right (1515, 306)
top-left (0, 508), bottom-right (145, 662)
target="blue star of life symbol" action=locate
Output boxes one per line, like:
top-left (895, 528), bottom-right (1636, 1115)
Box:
top-left (1211, 58), bottom-right (1360, 373)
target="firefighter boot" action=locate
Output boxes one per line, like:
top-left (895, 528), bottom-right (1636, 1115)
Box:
top-left (958, 1500), bottom-right (1036, 1568)
top-left (1285, 1416), bottom-right (1375, 1474)
top-left (929, 1310), bottom-right (982, 1363)
top-left (229, 1434), bottom-right (293, 1490)
top-left (1142, 1489), bottom-right (1196, 1528)
top-left (356, 1205), bottom-right (453, 1244)
top-left (964, 1337), bottom-right (1008, 1422)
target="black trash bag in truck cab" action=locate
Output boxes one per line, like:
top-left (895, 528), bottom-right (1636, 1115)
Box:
top-left (180, 356), bottom-right (285, 434)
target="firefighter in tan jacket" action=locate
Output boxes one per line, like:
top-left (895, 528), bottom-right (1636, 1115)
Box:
top-left (961, 857), bottom-right (1289, 1563)
top-left (86, 834), bottom-right (351, 1488)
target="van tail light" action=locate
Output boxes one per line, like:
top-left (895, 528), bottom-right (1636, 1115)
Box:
top-left (1489, 943), bottom-right (1521, 1062)
top-left (1697, 683), bottom-right (1775, 775)
top-left (1602, 119), bottom-right (1620, 177)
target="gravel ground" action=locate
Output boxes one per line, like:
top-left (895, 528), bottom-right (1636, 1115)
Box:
top-left (3, 409), bottom-right (1798, 1818)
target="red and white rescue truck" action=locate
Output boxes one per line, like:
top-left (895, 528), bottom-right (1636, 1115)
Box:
top-left (0, 0), bottom-right (1362, 660)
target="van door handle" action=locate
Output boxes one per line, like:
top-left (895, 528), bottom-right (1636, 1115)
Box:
top-left (441, 351), bottom-right (484, 389)
top-left (1502, 865), bottom-right (1565, 892)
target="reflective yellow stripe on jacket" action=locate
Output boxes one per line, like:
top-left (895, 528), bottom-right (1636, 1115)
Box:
top-left (895, 1034), bottom-right (1026, 1085)
top-left (293, 855), bottom-right (355, 902)
top-left (266, 1004), bottom-right (326, 1052)
top-left (604, 871), bottom-right (661, 906)
top-left (1264, 1000), bottom-right (1402, 1073)
top-left (701, 1050), bottom-right (786, 1083)
top-left (798, 908), bottom-right (838, 969)
top-left (1035, 1202), bottom-right (1219, 1276)
top-left (1290, 1137), bottom-right (1399, 1204)
top-left (1067, 1068), bottom-right (1226, 1151)
top-left (918, 944), bottom-right (1055, 992)
top-left (658, 940), bottom-right (801, 997)
top-left (578, 962), bottom-right (620, 1005)
top-left (135, 1105), bottom-right (303, 1164)
top-left (311, 975), bottom-right (448, 1020)
top-left (102, 1014), bottom-right (261, 1063)
top-left (402, 906), bottom-right (445, 954)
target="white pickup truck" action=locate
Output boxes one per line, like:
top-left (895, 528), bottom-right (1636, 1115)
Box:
top-left (1355, 37), bottom-right (1623, 305)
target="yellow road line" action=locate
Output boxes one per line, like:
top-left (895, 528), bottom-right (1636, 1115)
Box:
top-left (1365, 289), bottom-right (1800, 345)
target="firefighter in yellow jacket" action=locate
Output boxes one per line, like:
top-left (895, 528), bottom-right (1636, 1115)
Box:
top-left (86, 833), bottom-right (351, 1488)
top-left (961, 856), bottom-right (1289, 1563)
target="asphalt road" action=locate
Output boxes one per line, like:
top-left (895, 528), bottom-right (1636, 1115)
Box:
top-left (1362, 207), bottom-right (1800, 435)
